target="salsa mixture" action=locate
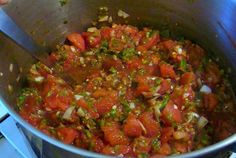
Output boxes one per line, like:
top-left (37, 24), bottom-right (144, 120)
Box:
top-left (17, 24), bottom-right (236, 157)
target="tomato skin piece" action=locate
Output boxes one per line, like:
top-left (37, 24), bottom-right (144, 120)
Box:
top-left (124, 113), bottom-right (142, 137)
top-left (102, 122), bottom-right (129, 146)
top-left (139, 112), bottom-right (160, 137)
top-left (67, 33), bottom-right (85, 52)
top-left (162, 100), bottom-right (182, 125)
top-left (137, 32), bottom-right (160, 51)
top-left (57, 127), bottom-right (78, 144)
top-left (160, 64), bottom-right (176, 79)
top-left (203, 93), bottom-right (218, 111)
top-left (180, 72), bottom-right (196, 86)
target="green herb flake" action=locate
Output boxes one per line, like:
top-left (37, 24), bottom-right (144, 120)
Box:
top-left (152, 138), bottom-right (161, 151)
top-left (157, 95), bottom-right (170, 110)
top-left (59, 0), bottom-right (68, 7)
top-left (180, 59), bottom-right (187, 71)
top-left (109, 67), bottom-right (117, 74)
top-left (120, 48), bottom-right (136, 61)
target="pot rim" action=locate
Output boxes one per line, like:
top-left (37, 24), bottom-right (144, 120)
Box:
top-left (1, 97), bottom-right (236, 158)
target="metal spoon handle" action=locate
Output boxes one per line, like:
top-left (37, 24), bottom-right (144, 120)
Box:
top-left (0, 8), bottom-right (48, 63)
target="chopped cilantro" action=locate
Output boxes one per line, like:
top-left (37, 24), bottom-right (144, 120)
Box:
top-left (152, 138), bottom-right (161, 151)
top-left (109, 67), bottom-right (117, 74)
top-left (157, 95), bottom-right (170, 110)
top-left (180, 59), bottom-right (187, 71)
top-left (120, 48), bottom-right (136, 61)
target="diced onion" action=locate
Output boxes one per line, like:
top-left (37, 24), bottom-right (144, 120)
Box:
top-left (138, 120), bottom-right (147, 134)
top-left (117, 9), bottom-right (130, 18)
top-left (34, 76), bottom-right (44, 82)
top-left (173, 131), bottom-right (188, 140)
top-left (74, 95), bottom-right (83, 100)
top-left (87, 27), bottom-right (98, 32)
top-left (200, 85), bottom-right (212, 94)
top-left (62, 106), bottom-right (75, 120)
top-left (98, 15), bottom-right (109, 22)
top-left (77, 107), bottom-right (86, 117)
top-left (197, 116), bottom-right (208, 129)
top-left (129, 102), bottom-right (135, 109)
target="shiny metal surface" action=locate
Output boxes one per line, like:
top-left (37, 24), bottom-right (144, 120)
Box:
top-left (0, 0), bottom-right (236, 158)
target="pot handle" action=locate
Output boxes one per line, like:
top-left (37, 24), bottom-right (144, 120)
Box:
top-left (0, 116), bottom-right (38, 158)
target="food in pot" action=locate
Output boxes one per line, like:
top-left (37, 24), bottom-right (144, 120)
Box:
top-left (16, 24), bottom-right (236, 157)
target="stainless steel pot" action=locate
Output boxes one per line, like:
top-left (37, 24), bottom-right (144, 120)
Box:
top-left (0, 0), bottom-right (236, 157)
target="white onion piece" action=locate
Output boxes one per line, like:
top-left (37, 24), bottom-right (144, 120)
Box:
top-left (74, 95), bottom-right (83, 100)
top-left (173, 131), bottom-right (188, 140)
top-left (197, 116), bottom-right (208, 129)
top-left (87, 27), bottom-right (98, 32)
top-left (117, 10), bottom-right (130, 18)
top-left (62, 106), bottom-right (75, 120)
top-left (200, 85), bottom-right (212, 94)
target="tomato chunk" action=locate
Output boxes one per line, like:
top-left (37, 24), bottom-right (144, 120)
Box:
top-left (139, 112), bottom-right (160, 137)
top-left (203, 93), bottom-right (218, 111)
top-left (102, 122), bottom-right (129, 146)
top-left (67, 33), bottom-right (85, 52)
top-left (162, 100), bottom-right (182, 125)
top-left (57, 127), bottom-right (78, 144)
top-left (124, 113), bottom-right (142, 137)
top-left (160, 64), bottom-right (176, 79)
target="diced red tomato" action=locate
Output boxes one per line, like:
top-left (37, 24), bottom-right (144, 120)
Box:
top-left (102, 122), bottom-right (130, 146)
top-left (180, 72), bottom-right (196, 86)
top-left (158, 79), bottom-right (171, 94)
top-left (139, 112), bottom-right (160, 137)
top-left (204, 63), bottom-right (221, 88)
top-left (174, 142), bottom-right (188, 153)
top-left (102, 57), bottom-right (123, 71)
top-left (100, 27), bottom-right (112, 40)
top-left (44, 93), bottom-right (71, 111)
top-left (126, 58), bottom-right (142, 70)
top-left (158, 143), bottom-right (171, 155)
top-left (186, 43), bottom-right (205, 68)
top-left (132, 136), bottom-right (152, 154)
top-left (94, 94), bottom-right (118, 115)
top-left (137, 31), bottom-right (160, 51)
top-left (162, 40), bottom-right (176, 50)
top-left (203, 93), bottom-right (218, 111)
top-left (160, 64), bottom-right (176, 79)
top-left (91, 137), bottom-right (105, 153)
top-left (124, 113), bottom-right (142, 137)
top-left (67, 33), bottom-right (85, 52)
top-left (57, 127), bottom-right (78, 144)
top-left (160, 127), bottom-right (174, 143)
top-left (82, 31), bottom-right (101, 48)
top-left (162, 100), bottom-right (182, 125)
